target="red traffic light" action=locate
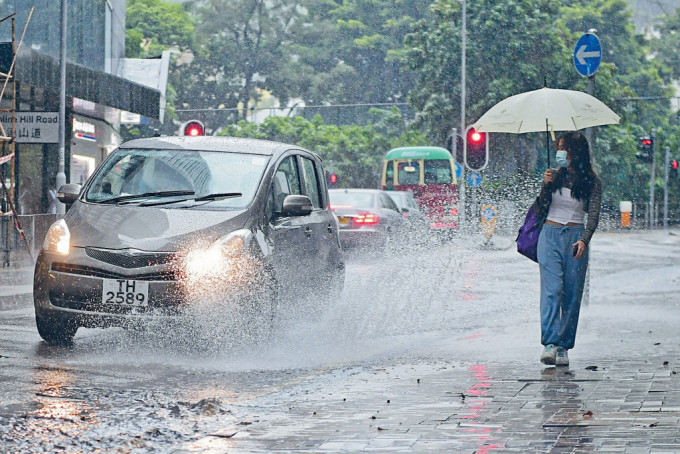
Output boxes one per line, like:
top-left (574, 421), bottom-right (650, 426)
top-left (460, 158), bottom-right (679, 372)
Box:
top-left (641, 138), bottom-right (652, 146)
top-left (467, 128), bottom-right (485, 143)
top-left (672, 160), bottom-right (679, 170)
top-left (183, 120), bottom-right (205, 137)
top-left (330, 174), bottom-right (338, 184)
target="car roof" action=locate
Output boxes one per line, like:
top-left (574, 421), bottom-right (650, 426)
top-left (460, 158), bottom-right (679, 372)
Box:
top-left (384, 146), bottom-right (452, 160)
top-left (119, 136), bottom-right (307, 157)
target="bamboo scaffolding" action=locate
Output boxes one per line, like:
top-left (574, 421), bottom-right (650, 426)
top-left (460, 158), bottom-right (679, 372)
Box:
top-left (0, 9), bottom-right (36, 260)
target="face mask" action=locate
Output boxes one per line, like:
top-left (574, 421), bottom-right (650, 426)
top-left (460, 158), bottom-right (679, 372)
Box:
top-left (556, 150), bottom-right (571, 168)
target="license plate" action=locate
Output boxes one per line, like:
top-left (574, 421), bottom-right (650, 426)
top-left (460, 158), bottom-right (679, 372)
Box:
top-left (337, 216), bottom-right (349, 225)
top-left (102, 279), bottom-right (149, 307)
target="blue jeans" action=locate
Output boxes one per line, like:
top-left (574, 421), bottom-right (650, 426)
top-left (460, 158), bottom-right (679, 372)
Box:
top-left (537, 224), bottom-right (588, 350)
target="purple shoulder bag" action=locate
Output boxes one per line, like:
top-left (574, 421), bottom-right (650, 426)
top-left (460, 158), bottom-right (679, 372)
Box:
top-left (516, 202), bottom-right (544, 263)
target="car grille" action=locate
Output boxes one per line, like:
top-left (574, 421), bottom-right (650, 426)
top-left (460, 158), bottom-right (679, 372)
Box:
top-left (85, 247), bottom-right (178, 269)
top-left (51, 262), bottom-right (180, 281)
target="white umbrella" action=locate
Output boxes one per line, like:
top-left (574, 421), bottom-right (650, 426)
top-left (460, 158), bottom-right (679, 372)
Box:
top-left (472, 87), bottom-right (620, 166)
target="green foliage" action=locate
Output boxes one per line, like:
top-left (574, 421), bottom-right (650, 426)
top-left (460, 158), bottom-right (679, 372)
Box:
top-left (126, 0), bottom-right (194, 58)
top-left (652, 7), bottom-right (680, 83)
top-left (219, 111), bottom-right (428, 188)
top-left (173, 0), bottom-right (305, 121)
top-left (272, 0), bottom-right (432, 122)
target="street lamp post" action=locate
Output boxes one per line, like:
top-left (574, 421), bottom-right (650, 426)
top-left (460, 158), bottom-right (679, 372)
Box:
top-left (56, 0), bottom-right (67, 214)
top-left (458, 0), bottom-right (467, 231)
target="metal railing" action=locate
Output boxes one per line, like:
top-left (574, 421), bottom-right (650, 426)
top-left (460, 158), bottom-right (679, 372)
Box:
top-left (1, 213), bottom-right (58, 267)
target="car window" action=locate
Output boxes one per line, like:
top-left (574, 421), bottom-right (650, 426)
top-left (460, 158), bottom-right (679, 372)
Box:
top-left (271, 155), bottom-right (302, 215)
top-left (398, 161), bottom-right (420, 185)
top-left (424, 159), bottom-right (453, 184)
top-left (385, 161), bottom-right (394, 187)
top-left (301, 157), bottom-right (322, 209)
top-left (380, 193), bottom-right (400, 212)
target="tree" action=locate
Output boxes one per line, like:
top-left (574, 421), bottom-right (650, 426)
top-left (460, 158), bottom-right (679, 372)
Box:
top-left (126, 0), bottom-right (194, 58)
top-left (219, 110), bottom-right (428, 188)
top-left (271, 0), bottom-right (431, 124)
top-left (177, 0), bottom-right (304, 121)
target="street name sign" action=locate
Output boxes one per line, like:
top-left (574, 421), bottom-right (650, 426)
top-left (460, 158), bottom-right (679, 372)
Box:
top-left (0, 112), bottom-right (59, 143)
top-left (573, 33), bottom-right (601, 77)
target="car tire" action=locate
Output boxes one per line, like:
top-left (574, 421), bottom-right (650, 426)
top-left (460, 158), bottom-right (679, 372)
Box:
top-left (35, 314), bottom-right (78, 345)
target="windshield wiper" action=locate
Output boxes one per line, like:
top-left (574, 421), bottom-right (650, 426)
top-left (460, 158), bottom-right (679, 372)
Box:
top-left (137, 192), bottom-right (243, 207)
top-left (194, 192), bottom-right (242, 202)
top-left (98, 190), bottom-right (196, 204)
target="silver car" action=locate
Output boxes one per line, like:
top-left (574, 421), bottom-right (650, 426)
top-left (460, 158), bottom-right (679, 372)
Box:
top-left (329, 188), bottom-right (407, 249)
top-left (34, 136), bottom-right (344, 344)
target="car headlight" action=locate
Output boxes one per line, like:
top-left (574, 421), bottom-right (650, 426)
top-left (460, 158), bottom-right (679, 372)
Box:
top-left (43, 219), bottom-right (70, 255)
top-left (184, 229), bottom-right (252, 278)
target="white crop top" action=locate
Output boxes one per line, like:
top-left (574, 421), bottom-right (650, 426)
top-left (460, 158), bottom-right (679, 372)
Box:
top-left (546, 188), bottom-right (586, 224)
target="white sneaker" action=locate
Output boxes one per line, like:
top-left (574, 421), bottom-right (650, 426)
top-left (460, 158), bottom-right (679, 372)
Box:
top-left (555, 347), bottom-right (569, 366)
top-left (540, 344), bottom-right (557, 365)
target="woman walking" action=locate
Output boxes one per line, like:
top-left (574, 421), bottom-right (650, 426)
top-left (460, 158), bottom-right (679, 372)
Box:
top-left (535, 131), bottom-right (602, 366)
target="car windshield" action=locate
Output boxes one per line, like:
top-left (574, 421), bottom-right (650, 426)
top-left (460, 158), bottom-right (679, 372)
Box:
top-left (85, 148), bottom-right (269, 209)
top-left (329, 191), bottom-right (376, 209)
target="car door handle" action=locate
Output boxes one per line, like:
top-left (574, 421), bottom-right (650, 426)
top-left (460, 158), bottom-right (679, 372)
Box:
top-left (276, 224), bottom-right (302, 231)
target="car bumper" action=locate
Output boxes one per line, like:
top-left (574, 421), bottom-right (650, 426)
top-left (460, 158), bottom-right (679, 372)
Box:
top-left (33, 248), bottom-right (262, 328)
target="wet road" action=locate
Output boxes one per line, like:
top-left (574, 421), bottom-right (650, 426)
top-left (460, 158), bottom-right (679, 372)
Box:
top-left (1, 231), bottom-right (680, 452)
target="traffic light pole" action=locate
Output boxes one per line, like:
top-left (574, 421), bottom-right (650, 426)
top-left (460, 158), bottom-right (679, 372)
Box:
top-left (664, 145), bottom-right (669, 229)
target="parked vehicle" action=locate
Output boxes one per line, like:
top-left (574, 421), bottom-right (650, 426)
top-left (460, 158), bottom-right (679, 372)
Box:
top-left (34, 136), bottom-right (345, 344)
top-left (328, 188), bottom-right (407, 250)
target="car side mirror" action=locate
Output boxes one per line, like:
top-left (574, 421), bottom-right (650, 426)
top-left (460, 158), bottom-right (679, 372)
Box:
top-left (281, 195), bottom-right (313, 216)
top-left (56, 184), bottom-right (82, 205)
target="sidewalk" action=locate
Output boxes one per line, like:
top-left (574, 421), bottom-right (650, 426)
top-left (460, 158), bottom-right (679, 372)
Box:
top-left (184, 304), bottom-right (680, 453)
top-left (0, 265), bottom-right (33, 310)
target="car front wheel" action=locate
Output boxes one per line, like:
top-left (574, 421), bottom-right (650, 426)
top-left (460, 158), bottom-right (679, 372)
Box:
top-left (35, 315), bottom-right (78, 345)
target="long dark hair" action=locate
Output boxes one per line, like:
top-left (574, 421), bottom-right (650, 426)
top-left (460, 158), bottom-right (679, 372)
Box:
top-left (552, 132), bottom-right (598, 204)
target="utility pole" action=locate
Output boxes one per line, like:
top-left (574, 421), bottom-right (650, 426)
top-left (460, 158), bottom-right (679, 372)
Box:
top-left (56, 0), bottom-right (67, 214)
top-left (459, 0), bottom-right (467, 232)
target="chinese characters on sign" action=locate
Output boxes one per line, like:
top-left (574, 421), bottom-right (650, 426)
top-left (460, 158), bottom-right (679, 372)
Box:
top-left (0, 112), bottom-right (59, 143)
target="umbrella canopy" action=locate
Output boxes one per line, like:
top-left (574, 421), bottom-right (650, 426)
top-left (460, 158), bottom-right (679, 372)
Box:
top-left (471, 87), bottom-right (620, 167)
top-left (472, 87), bottom-right (620, 134)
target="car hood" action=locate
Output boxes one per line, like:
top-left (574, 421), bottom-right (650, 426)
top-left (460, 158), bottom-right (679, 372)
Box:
top-left (65, 201), bottom-right (251, 252)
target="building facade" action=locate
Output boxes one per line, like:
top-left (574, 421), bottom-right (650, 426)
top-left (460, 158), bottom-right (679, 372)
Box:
top-left (0, 0), bottom-right (164, 214)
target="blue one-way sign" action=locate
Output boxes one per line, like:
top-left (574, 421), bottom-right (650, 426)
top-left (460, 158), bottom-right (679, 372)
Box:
top-left (573, 33), bottom-right (601, 77)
